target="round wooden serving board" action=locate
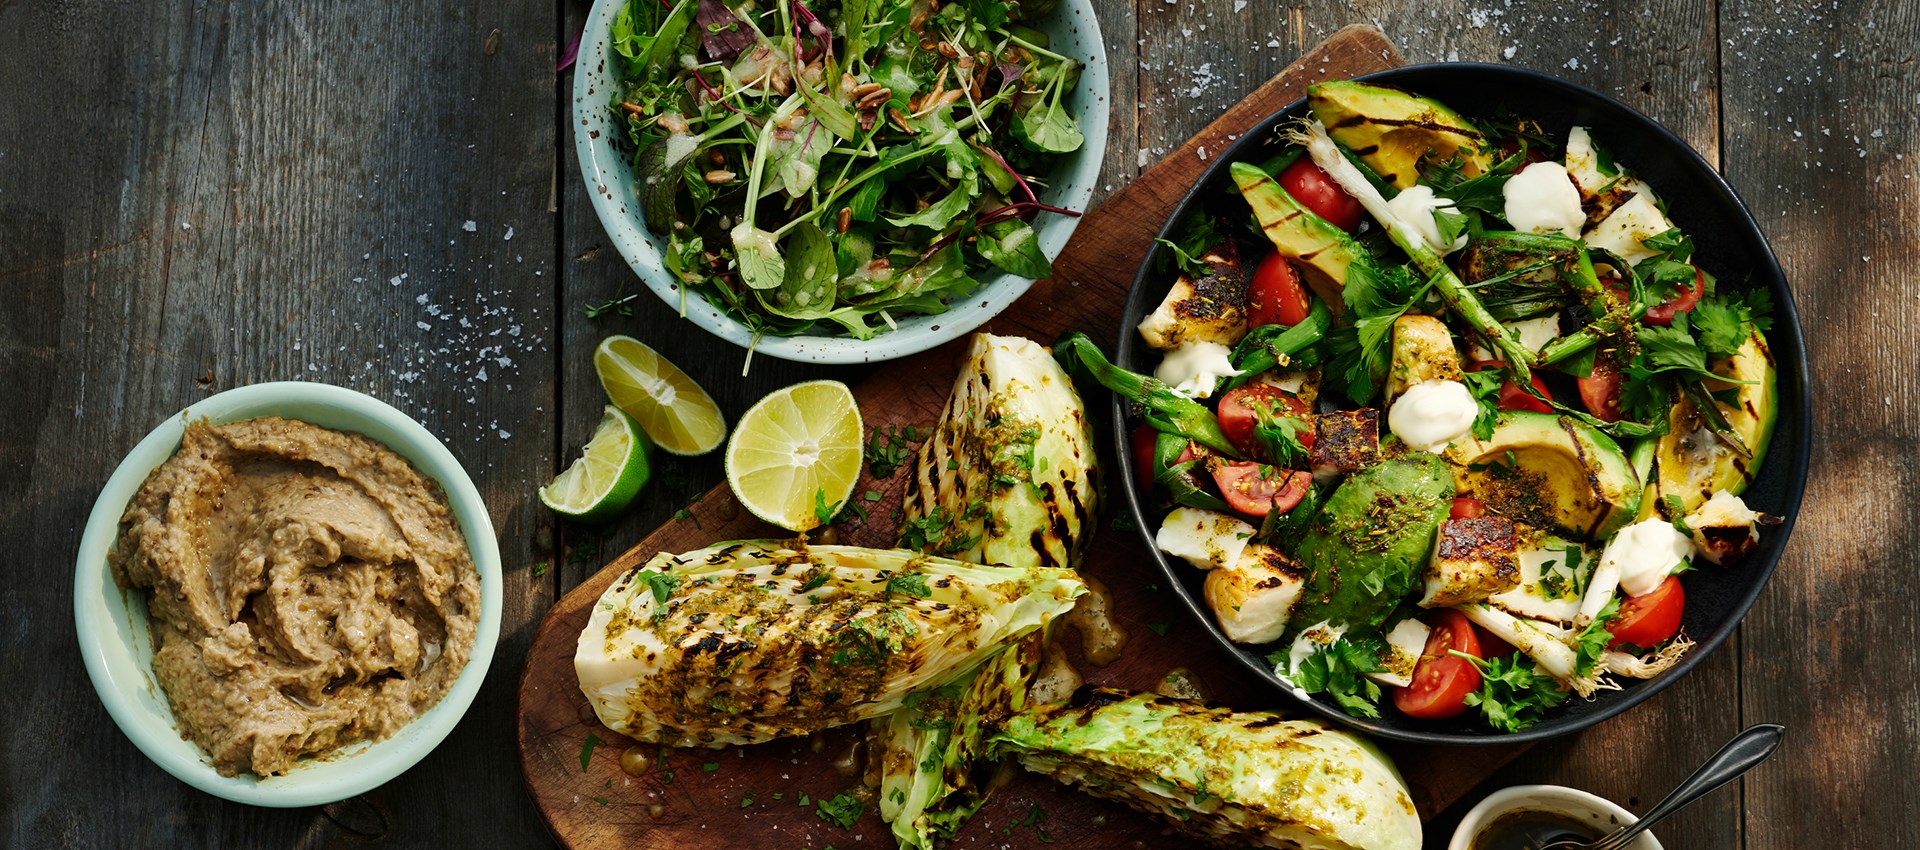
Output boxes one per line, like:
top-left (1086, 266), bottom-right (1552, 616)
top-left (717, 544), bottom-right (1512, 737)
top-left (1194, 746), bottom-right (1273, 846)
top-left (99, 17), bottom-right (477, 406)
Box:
top-left (516, 26), bottom-right (1521, 849)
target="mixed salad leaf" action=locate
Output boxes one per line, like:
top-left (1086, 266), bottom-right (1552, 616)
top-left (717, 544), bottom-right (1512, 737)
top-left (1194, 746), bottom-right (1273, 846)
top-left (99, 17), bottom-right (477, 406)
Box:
top-left (601, 0), bottom-right (1085, 339)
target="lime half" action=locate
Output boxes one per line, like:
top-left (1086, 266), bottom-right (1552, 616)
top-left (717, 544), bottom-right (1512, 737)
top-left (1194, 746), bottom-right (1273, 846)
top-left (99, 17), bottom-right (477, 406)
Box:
top-left (539, 405), bottom-right (652, 522)
top-left (595, 335), bottom-right (728, 456)
top-left (725, 380), bottom-right (864, 533)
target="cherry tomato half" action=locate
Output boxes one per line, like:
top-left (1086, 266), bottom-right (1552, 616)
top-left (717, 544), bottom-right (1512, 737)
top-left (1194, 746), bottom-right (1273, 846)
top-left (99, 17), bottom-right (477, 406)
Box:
top-left (1393, 609), bottom-right (1484, 720)
top-left (1130, 424), bottom-right (1158, 494)
top-left (1469, 360), bottom-right (1553, 414)
top-left (1450, 497), bottom-right (1488, 519)
top-left (1248, 251), bottom-right (1313, 329)
top-left (1578, 356), bottom-right (1625, 423)
top-left (1279, 158), bottom-right (1365, 232)
top-left (1216, 385), bottom-right (1313, 459)
top-left (1643, 267), bottom-right (1706, 327)
top-left (1208, 462), bottom-right (1312, 518)
top-left (1608, 575), bottom-right (1687, 650)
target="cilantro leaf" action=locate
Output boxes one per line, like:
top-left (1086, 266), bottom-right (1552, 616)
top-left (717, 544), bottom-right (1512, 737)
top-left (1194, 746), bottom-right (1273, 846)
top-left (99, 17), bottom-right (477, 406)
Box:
top-left (639, 570), bottom-right (681, 622)
top-left (1273, 637), bottom-right (1387, 719)
top-left (884, 571), bottom-right (932, 600)
top-left (815, 791), bottom-right (865, 829)
top-left (1459, 653), bottom-right (1569, 733)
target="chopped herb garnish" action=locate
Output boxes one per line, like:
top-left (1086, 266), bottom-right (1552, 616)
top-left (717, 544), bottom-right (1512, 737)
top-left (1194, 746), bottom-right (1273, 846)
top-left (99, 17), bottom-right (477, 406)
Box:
top-left (579, 734), bottom-right (603, 772)
top-left (815, 791), bottom-right (864, 828)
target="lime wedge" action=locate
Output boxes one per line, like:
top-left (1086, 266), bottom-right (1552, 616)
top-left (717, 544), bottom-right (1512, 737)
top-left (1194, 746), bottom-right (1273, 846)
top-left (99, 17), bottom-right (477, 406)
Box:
top-left (539, 405), bottom-right (652, 521)
top-left (725, 380), bottom-right (864, 533)
top-left (595, 335), bottom-right (728, 456)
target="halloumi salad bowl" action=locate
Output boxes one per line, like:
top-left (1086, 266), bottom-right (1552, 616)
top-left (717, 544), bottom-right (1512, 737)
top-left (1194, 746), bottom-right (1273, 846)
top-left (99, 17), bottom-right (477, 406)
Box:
top-left (1105, 64), bottom-right (1809, 743)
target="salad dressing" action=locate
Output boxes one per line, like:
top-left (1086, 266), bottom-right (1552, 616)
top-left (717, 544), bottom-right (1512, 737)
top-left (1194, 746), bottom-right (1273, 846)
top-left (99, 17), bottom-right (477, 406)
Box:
top-left (1472, 809), bottom-right (1602, 850)
top-left (1061, 575), bottom-right (1128, 666)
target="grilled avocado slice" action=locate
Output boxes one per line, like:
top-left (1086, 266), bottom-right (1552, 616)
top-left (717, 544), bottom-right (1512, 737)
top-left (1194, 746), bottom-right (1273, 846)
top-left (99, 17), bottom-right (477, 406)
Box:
top-left (1286, 453), bottom-right (1456, 637)
top-left (1655, 329), bottom-right (1778, 513)
top-left (1443, 410), bottom-right (1641, 540)
top-left (1306, 80), bottom-right (1492, 190)
top-left (1230, 161), bottom-right (1370, 312)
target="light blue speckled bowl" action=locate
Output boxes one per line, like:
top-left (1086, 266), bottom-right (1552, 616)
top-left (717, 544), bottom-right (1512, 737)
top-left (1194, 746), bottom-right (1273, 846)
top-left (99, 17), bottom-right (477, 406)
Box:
top-left (572, 0), bottom-right (1110, 364)
top-left (73, 382), bottom-right (502, 807)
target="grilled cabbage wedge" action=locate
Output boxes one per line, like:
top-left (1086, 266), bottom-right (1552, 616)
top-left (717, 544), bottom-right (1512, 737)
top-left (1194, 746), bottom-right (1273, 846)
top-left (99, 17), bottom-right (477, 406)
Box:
top-left (870, 636), bottom-right (1044, 850)
top-left (990, 690), bottom-right (1422, 850)
top-left (902, 333), bottom-right (1100, 571)
top-left (574, 541), bottom-right (1083, 747)
top-left (882, 331), bottom-right (1104, 849)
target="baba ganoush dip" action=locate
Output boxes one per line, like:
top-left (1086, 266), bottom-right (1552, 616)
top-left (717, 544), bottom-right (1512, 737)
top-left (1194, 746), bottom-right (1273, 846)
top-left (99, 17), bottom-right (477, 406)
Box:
top-left (110, 416), bottom-right (480, 777)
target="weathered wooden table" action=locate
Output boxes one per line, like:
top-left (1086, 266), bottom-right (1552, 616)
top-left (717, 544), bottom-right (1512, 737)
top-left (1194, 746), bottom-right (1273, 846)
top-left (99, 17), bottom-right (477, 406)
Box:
top-left (4, 1), bottom-right (1913, 847)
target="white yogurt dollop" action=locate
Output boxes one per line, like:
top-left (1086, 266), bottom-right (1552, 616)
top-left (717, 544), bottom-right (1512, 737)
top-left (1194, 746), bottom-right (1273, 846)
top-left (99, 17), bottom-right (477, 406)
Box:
top-left (1602, 518), bottom-right (1695, 597)
top-left (1386, 186), bottom-right (1469, 254)
top-left (1154, 340), bottom-right (1242, 399)
top-left (1388, 379), bottom-right (1478, 453)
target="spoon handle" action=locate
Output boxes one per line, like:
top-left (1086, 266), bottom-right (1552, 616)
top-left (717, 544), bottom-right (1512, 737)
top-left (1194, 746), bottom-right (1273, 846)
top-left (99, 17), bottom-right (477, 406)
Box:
top-left (1605, 723), bottom-right (1785, 849)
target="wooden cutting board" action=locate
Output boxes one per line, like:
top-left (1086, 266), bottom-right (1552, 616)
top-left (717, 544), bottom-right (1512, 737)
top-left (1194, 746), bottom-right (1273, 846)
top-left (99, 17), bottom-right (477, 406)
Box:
top-left (518, 25), bottom-right (1523, 848)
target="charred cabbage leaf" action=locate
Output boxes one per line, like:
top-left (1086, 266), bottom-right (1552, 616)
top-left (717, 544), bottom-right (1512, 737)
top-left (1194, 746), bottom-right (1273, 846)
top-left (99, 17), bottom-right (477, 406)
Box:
top-left (575, 541), bottom-right (1083, 747)
top-left (902, 333), bottom-right (1100, 570)
top-left (871, 636), bottom-right (1044, 849)
top-left (989, 690), bottom-right (1422, 850)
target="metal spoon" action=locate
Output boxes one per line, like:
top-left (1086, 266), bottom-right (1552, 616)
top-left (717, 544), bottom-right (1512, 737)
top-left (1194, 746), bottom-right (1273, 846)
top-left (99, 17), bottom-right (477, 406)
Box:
top-left (1537, 723), bottom-right (1784, 850)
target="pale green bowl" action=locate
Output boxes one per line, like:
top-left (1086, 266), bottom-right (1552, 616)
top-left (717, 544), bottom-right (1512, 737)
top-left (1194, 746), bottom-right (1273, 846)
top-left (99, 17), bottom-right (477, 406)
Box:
top-left (73, 382), bottom-right (502, 807)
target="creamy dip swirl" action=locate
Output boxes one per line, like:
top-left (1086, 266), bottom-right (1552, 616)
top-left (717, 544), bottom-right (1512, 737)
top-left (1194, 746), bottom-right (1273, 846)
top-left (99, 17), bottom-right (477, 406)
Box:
top-left (111, 417), bottom-right (480, 777)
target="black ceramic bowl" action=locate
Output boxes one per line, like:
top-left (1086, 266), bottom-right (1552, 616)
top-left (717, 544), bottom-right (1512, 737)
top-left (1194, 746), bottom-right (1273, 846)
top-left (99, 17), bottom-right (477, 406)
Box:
top-left (1113, 63), bottom-right (1810, 745)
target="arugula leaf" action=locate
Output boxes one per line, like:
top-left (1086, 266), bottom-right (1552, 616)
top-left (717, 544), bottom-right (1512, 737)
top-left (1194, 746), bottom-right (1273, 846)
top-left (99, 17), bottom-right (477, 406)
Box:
top-left (1459, 653), bottom-right (1569, 733)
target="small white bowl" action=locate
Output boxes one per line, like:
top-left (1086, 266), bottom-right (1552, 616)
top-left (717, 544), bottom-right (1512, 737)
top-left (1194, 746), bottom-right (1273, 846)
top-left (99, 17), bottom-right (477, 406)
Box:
top-left (73, 382), bottom-right (502, 807)
top-left (1450, 784), bottom-right (1662, 850)
top-left (571, 0), bottom-right (1110, 364)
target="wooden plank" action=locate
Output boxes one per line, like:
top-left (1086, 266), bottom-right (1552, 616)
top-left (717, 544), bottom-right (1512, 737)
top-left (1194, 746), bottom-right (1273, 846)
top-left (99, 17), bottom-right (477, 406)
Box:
top-left (0, 2), bottom-right (558, 845)
top-left (1719, 2), bottom-right (1920, 847)
top-left (518, 27), bottom-right (1538, 850)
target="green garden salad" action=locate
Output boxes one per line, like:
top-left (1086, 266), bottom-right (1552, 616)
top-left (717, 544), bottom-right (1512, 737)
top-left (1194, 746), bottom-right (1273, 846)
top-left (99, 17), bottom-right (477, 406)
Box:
top-left (600, 0), bottom-right (1085, 339)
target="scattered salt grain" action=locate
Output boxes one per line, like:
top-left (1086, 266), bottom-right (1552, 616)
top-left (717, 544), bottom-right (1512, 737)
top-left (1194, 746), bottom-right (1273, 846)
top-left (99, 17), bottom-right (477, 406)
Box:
top-left (462, 220), bottom-right (478, 232)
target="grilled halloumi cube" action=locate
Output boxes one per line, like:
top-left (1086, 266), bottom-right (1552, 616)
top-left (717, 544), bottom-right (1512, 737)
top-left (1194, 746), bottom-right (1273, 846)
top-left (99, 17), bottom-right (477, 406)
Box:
top-left (1136, 241), bottom-right (1250, 350)
top-left (1255, 368), bottom-right (1321, 409)
top-left (1487, 528), bottom-right (1591, 626)
top-left (1583, 193), bottom-right (1676, 266)
top-left (1419, 516), bottom-right (1521, 608)
top-left (1383, 314), bottom-right (1464, 407)
top-left (903, 334), bottom-right (1100, 571)
top-left (1564, 126), bottom-right (1654, 229)
top-left (1310, 408), bottom-right (1380, 483)
top-left (1686, 489), bottom-right (1766, 566)
top-left (1203, 543), bottom-right (1307, 645)
top-left (1363, 618), bottom-right (1433, 688)
top-left (1155, 507), bottom-right (1257, 571)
